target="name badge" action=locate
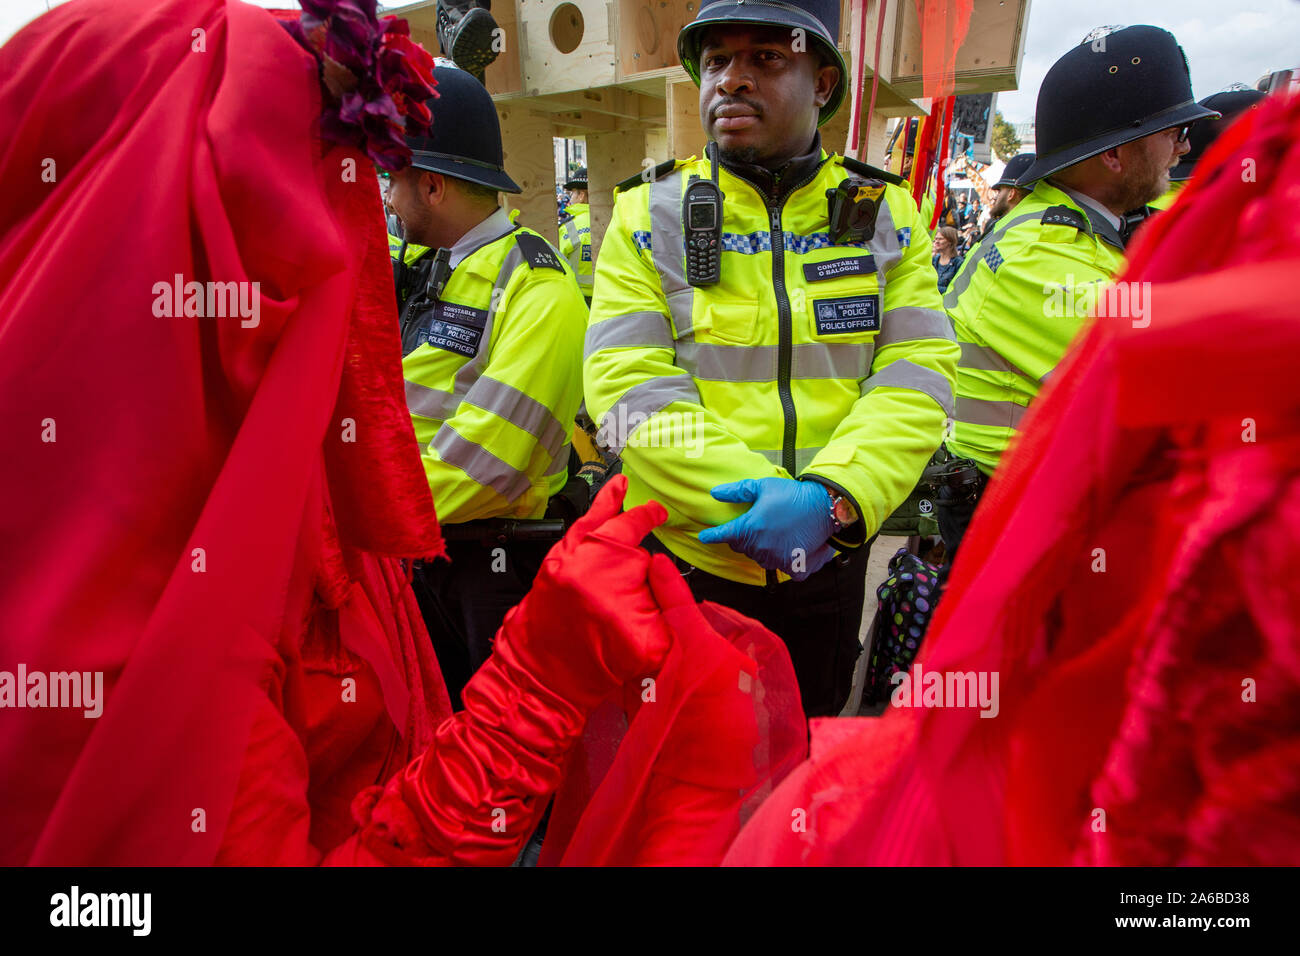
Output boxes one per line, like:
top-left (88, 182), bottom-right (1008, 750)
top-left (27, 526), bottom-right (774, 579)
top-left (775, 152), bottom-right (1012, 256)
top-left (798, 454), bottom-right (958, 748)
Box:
top-left (813, 294), bottom-right (881, 335)
top-left (803, 255), bottom-right (875, 282)
top-left (419, 301), bottom-right (488, 358)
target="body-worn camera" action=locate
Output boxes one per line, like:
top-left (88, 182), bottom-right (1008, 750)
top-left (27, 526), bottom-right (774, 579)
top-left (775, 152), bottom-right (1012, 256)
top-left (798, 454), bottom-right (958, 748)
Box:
top-left (424, 247), bottom-right (452, 301)
top-left (826, 177), bottom-right (886, 245)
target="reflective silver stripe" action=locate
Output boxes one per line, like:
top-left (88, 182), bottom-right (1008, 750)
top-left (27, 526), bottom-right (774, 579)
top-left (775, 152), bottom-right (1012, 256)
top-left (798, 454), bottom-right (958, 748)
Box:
top-left (676, 342), bottom-right (871, 382)
top-left (677, 341), bottom-right (773, 382)
top-left (865, 198), bottom-right (902, 291)
top-left (584, 311), bottom-right (674, 359)
top-left (405, 380), bottom-right (460, 421)
top-left (596, 374), bottom-right (701, 454)
top-left (563, 219), bottom-right (578, 251)
top-left (956, 396), bottom-right (1028, 430)
top-left (860, 359), bottom-right (955, 416)
top-left (958, 341), bottom-right (1042, 384)
top-left (462, 374), bottom-right (567, 461)
top-left (649, 171), bottom-right (693, 337)
top-left (431, 425), bottom-right (533, 502)
top-left (407, 246), bottom-right (526, 429)
top-left (755, 447), bottom-right (824, 473)
top-left (792, 343), bottom-right (873, 380)
top-left (450, 244), bottom-right (524, 397)
top-left (876, 306), bottom-right (955, 348)
top-left (943, 209), bottom-right (1045, 309)
top-left (545, 443), bottom-right (571, 476)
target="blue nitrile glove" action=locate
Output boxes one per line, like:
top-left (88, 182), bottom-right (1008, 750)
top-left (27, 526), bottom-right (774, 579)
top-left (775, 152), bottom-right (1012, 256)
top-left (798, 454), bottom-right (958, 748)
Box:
top-left (697, 477), bottom-right (838, 581)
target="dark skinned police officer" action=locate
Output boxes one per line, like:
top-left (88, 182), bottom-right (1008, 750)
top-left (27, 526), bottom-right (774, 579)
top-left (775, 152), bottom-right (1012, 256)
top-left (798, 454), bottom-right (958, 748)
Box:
top-left (388, 63), bottom-right (587, 704)
top-left (583, 0), bottom-right (958, 717)
top-left (935, 26), bottom-right (1218, 560)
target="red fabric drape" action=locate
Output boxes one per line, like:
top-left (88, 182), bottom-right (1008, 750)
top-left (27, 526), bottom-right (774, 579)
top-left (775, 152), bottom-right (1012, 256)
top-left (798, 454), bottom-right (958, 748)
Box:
top-left (725, 89), bottom-right (1300, 866)
top-left (0, 0), bottom-right (446, 864)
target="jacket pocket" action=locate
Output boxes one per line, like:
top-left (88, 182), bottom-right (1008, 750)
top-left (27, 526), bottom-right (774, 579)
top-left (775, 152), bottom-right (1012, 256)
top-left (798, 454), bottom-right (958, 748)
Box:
top-left (693, 299), bottom-right (759, 346)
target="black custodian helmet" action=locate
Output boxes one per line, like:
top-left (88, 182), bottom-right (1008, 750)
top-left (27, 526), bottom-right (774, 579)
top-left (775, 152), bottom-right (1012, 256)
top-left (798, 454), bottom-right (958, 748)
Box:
top-left (1017, 25), bottom-right (1219, 185)
top-left (994, 153), bottom-right (1035, 189)
top-left (405, 61), bottom-right (521, 194)
top-left (677, 0), bottom-right (847, 126)
top-left (1170, 89), bottom-right (1266, 181)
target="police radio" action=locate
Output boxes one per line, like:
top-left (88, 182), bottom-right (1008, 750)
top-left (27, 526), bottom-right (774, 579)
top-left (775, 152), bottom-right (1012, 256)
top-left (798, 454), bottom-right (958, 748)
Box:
top-left (684, 142), bottom-right (724, 286)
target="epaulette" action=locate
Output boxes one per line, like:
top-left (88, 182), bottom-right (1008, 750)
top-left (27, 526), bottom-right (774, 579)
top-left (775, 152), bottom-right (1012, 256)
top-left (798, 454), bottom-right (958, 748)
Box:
top-left (558, 211), bottom-right (574, 225)
top-left (836, 155), bottom-right (906, 187)
top-left (614, 158), bottom-right (681, 195)
top-left (512, 231), bottom-right (566, 272)
top-left (1040, 205), bottom-right (1088, 230)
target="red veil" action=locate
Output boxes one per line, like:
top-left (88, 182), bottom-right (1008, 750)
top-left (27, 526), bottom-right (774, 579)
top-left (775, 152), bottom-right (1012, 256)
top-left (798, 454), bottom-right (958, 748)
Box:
top-left (725, 88), bottom-right (1300, 866)
top-left (0, 0), bottom-right (447, 864)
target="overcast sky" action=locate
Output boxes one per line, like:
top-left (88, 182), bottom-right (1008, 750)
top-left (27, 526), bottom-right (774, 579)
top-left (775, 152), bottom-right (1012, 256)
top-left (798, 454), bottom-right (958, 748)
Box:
top-left (3, 0), bottom-right (1296, 126)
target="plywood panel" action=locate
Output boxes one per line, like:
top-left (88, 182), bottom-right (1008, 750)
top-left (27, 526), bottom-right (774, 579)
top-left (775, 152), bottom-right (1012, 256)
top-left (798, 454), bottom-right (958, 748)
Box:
top-left (499, 106), bottom-right (561, 234)
top-left (666, 77), bottom-right (706, 160)
top-left (518, 0), bottom-right (619, 95)
top-left (587, 129), bottom-right (645, 259)
top-left (891, 0), bottom-right (1029, 96)
top-left (616, 0), bottom-right (698, 77)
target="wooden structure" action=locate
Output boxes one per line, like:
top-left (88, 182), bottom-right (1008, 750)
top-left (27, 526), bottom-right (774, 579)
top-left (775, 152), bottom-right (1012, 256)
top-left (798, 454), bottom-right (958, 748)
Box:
top-left (391, 0), bottom-right (1030, 253)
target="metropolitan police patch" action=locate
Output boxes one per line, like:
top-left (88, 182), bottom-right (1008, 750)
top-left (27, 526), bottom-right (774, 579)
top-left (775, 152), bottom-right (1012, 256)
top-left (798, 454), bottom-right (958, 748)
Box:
top-left (418, 300), bottom-right (488, 358)
top-left (813, 294), bottom-right (881, 335)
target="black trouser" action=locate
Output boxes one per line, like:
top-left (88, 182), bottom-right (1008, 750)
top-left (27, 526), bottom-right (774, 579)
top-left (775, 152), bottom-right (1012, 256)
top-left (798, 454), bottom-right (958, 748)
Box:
top-left (411, 537), bottom-right (553, 710)
top-left (655, 543), bottom-right (872, 718)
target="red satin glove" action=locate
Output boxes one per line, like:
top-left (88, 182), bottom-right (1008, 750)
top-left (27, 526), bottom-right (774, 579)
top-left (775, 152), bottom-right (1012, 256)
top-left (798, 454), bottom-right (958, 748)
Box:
top-left (349, 476), bottom-right (678, 865)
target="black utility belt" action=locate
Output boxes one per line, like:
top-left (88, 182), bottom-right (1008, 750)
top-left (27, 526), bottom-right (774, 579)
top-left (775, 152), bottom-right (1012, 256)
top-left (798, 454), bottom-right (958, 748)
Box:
top-left (439, 518), bottom-right (567, 546)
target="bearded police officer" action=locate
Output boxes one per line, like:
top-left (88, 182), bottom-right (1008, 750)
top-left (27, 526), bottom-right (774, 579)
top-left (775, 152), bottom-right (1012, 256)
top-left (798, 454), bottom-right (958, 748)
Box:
top-left (388, 63), bottom-right (588, 703)
top-left (935, 26), bottom-right (1217, 559)
top-left (979, 152), bottom-right (1035, 240)
top-left (584, 0), bottom-right (958, 717)
top-left (558, 168), bottom-right (594, 305)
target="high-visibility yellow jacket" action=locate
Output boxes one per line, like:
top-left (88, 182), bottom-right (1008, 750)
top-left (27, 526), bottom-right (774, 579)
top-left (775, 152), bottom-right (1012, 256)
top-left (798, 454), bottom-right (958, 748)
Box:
top-left (919, 187), bottom-right (936, 232)
top-left (388, 231), bottom-right (431, 265)
top-left (943, 179), bottom-right (1127, 474)
top-left (584, 152), bottom-right (959, 585)
top-left (558, 203), bottom-right (593, 301)
top-left (401, 209), bottom-right (587, 524)
top-left (1148, 180), bottom-right (1185, 211)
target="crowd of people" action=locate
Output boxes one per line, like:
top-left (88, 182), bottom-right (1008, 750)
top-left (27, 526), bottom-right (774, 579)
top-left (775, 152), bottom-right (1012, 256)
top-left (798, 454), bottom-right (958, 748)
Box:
top-left (1, 0), bottom-right (1296, 867)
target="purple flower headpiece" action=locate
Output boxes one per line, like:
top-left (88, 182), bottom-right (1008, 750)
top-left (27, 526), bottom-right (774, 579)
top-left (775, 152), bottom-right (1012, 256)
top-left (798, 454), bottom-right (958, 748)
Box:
top-left (283, 0), bottom-right (438, 171)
